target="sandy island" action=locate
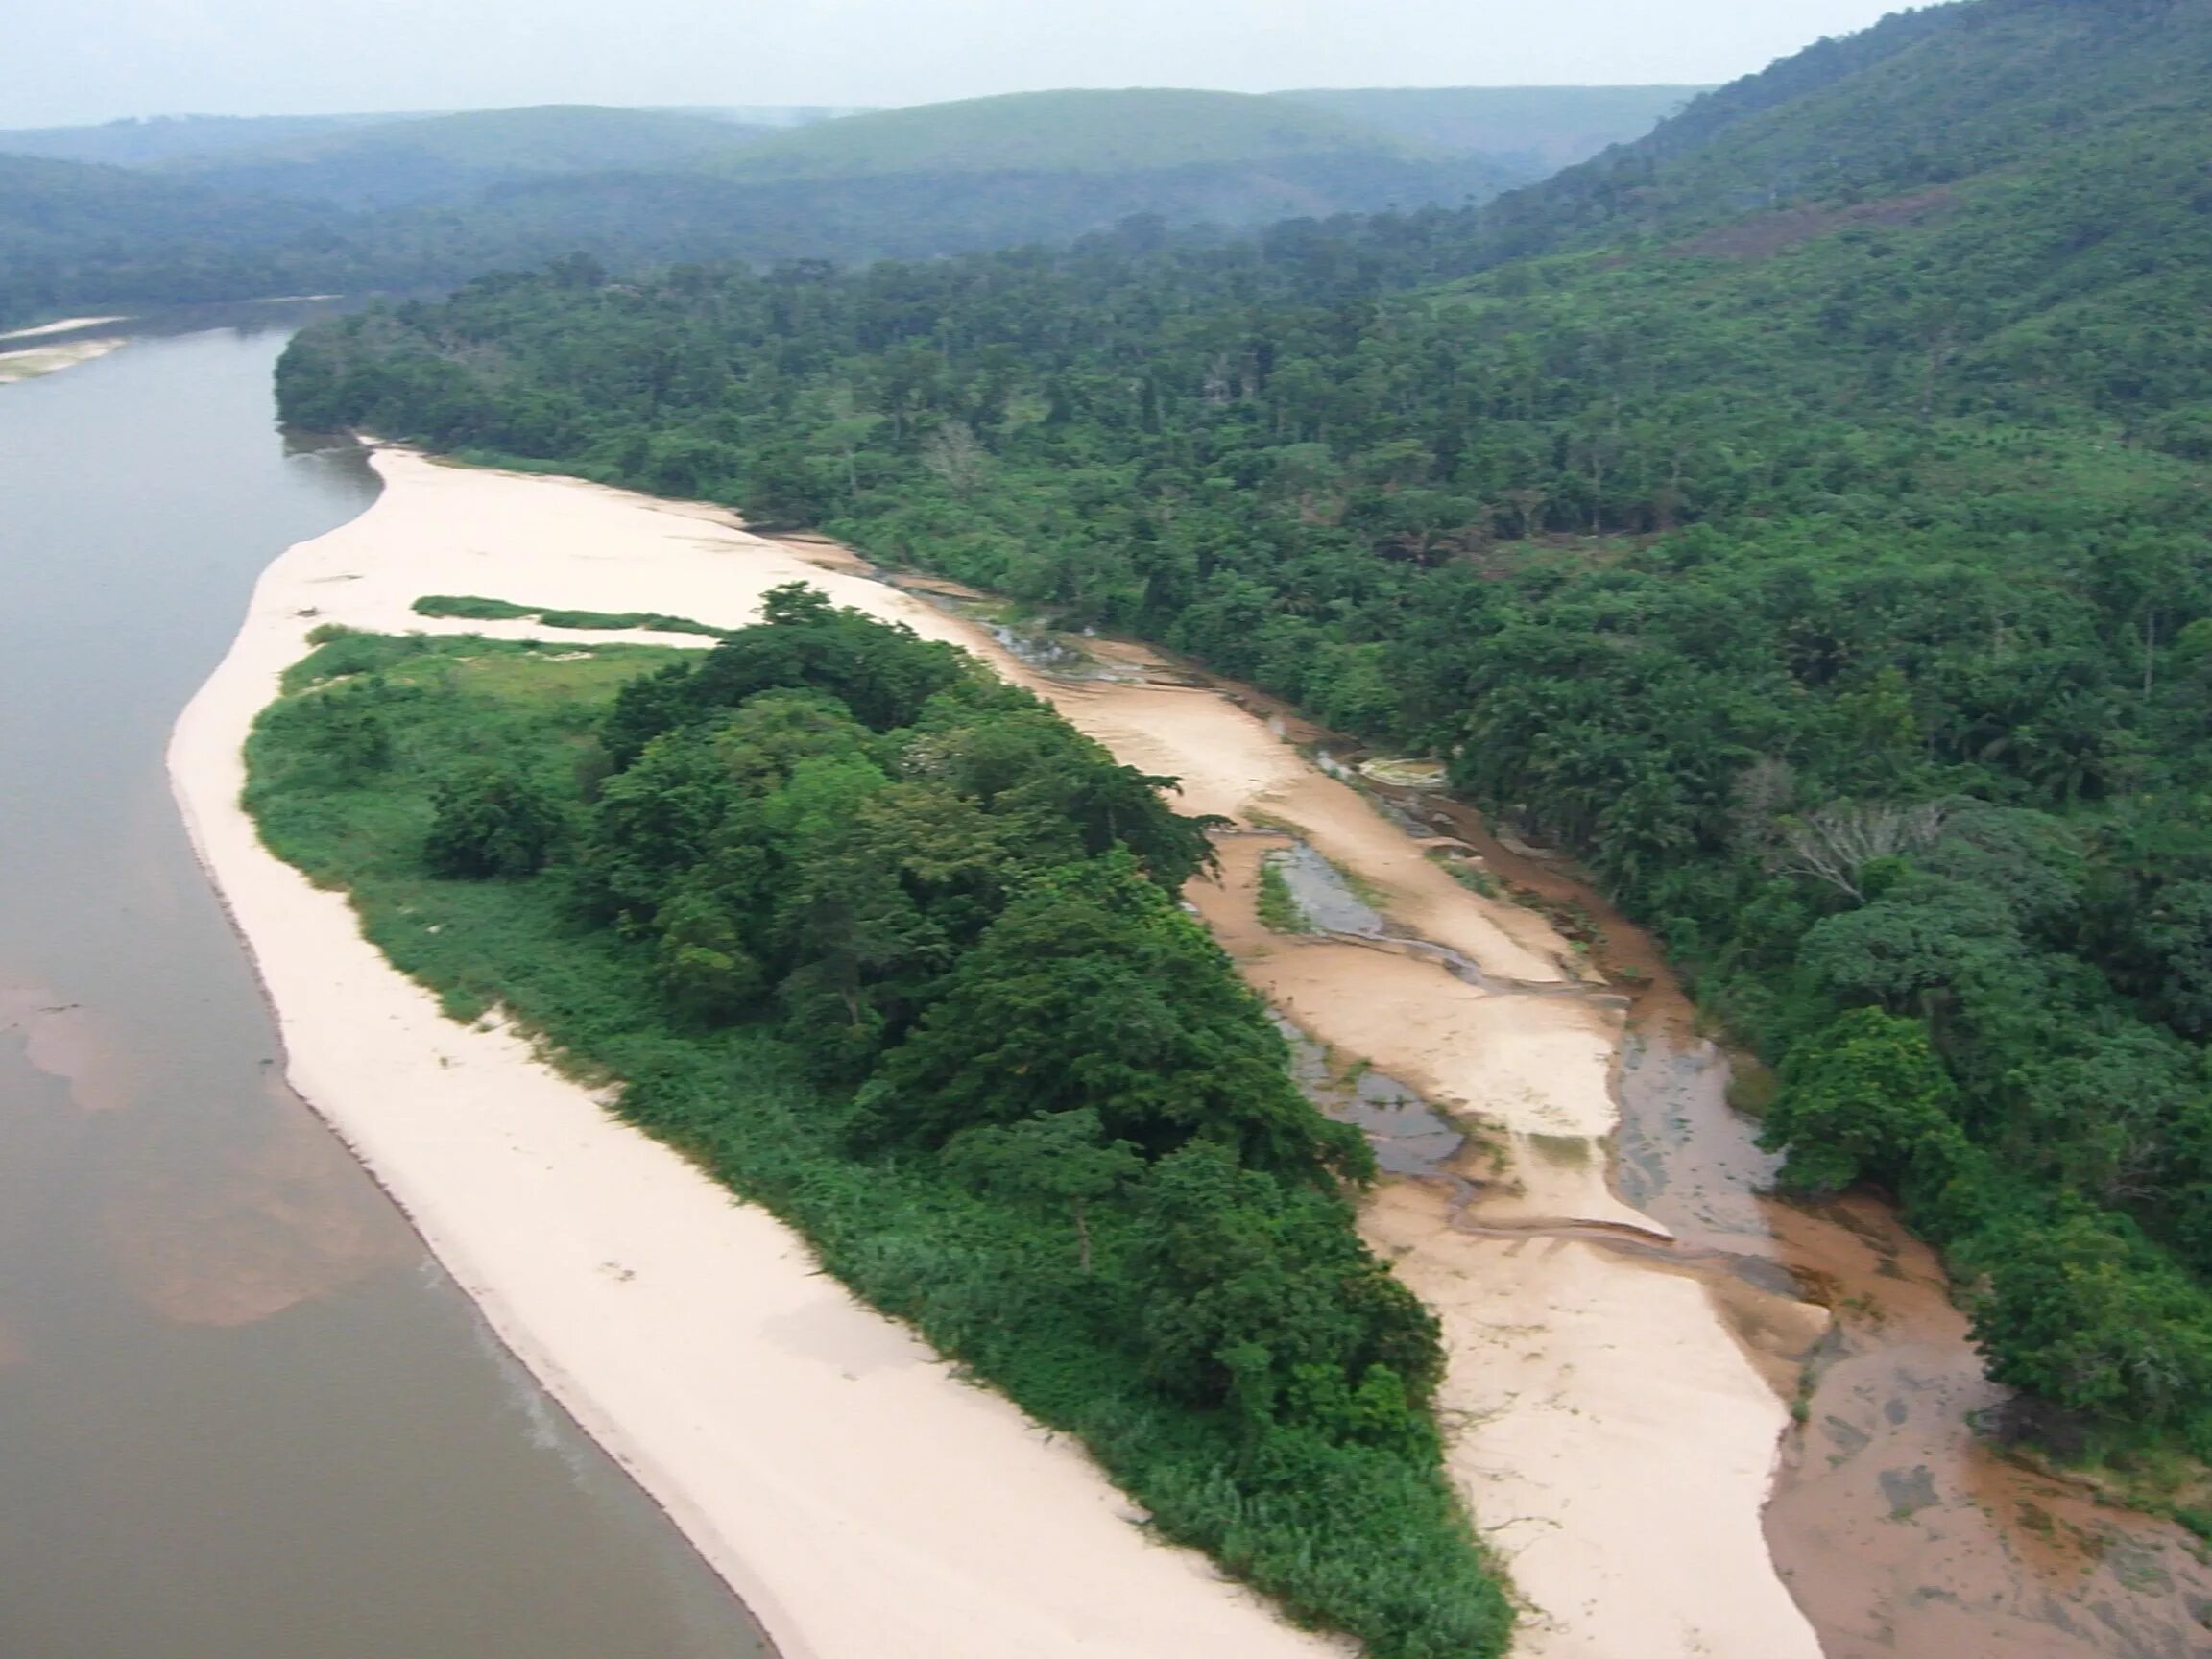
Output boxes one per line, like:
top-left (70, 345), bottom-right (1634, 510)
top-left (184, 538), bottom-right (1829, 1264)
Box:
top-left (173, 445), bottom-right (1823, 1659)
top-left (170, 449), bottom-right (1346, 1659)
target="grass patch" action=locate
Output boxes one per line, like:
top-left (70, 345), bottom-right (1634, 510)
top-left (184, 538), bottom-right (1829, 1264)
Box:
top-left (413, 593), bottom-right (727, 638)
top-left (1429, 849), bottom-right (1502, 899)
top-left (1257, 854), bottom-right (1320, 935)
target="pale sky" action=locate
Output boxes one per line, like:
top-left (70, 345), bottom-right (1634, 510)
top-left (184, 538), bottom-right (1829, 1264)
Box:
top-left (2, 0), bottom-right (1911, 129)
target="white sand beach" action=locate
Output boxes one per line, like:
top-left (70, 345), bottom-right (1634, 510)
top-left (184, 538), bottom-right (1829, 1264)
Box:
top-left (173, 445), bottom-right (1823, 1659)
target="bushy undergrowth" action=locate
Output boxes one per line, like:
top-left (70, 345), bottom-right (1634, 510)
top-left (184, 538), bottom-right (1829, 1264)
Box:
top-left (242, 613), bottom-right (1510, 1658)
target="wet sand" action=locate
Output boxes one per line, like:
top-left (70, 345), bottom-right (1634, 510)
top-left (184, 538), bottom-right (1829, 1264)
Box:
top-left (171, 446), bottom-right (1344, 1659)
top-left (1177, 841), bottom-right (1820, 1659)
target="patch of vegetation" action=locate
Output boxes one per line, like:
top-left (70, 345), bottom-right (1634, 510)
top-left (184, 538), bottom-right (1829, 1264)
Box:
top-left (412, 593), bottom-right (725, 637)
top-left (1430, 851), bottom-right (1502, 900)
top-left (242, 595), bottom-right (1510, 1658)
top-left (1257, 854), bottom-right (1319, 934)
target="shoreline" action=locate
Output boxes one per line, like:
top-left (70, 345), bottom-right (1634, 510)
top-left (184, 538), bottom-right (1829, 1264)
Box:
top-left (167, 446), bottom-right (1347, 1659)
top-left (0, 314), bottom-right (131, 342)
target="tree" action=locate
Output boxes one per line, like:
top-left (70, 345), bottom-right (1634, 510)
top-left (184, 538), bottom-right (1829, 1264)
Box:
top-left (1969, 1205), bottom-right (2212, 1426)
top-left (944, 1109), bottom-right (1142, 1272)
top-left (1760, 1007), bottom-right (1965, 1193)
top-left (423, 761), bottom-right (564, 878)
top-left (864, 854), bottom-right (1371, 1185)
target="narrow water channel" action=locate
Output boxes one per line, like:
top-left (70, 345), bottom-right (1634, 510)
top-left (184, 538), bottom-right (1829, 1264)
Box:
top-left (0, 318), bottom-right (771, 1659)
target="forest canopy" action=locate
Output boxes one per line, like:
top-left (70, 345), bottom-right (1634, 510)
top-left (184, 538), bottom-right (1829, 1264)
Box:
top-left (278, 0), bottom-right (2212, 1452)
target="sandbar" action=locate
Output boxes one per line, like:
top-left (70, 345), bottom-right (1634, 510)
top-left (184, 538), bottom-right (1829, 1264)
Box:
top-left (170, 447), bottom-right (1344, 1659)
top-left (0, 337), bottom-right (128, 385)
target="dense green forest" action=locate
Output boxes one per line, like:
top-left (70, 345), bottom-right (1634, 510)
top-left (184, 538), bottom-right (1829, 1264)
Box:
top-left (281, 0), bottom-right (2212, 1457)
top-left (244, 602), bottom-right (1505, 1655)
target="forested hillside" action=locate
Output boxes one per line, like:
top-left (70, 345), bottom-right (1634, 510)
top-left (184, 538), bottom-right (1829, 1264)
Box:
top-left (0, 112), bottom-right (393, 167)
top-left (713, 89), bottom-right (1407, 178)
top-left (281, 0), bottom-right (2212, 1460)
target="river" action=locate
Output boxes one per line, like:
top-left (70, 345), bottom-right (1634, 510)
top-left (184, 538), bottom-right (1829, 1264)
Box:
top-left (0, 316), bottom-right (771, 1659)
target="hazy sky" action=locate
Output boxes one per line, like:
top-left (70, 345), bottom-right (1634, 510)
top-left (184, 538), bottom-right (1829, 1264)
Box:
top-left (2, 0), bottom-right (1909, 129)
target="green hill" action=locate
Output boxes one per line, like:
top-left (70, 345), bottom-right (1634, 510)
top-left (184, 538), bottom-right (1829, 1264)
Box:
top-left (283, 0), bottom-right (2212, 1475)
top-left (1488, 0), bottom-right (2212, 251)
top-left (1273, 84), bottom-right (1707, 171)
top-left (163, 106), bottom-right (773, 207)
top-left (0, 155), bottom-right (351, 323)
top-left (714, 88), bottom-right (1408, 179)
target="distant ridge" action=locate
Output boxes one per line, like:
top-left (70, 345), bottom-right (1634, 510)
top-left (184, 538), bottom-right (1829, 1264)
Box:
top-left (1273, 85), bottom-right (1709, 171)
top-left (155, 106), bottom-right (775, 207)
top-left (711, 88), bottom-right (1408, 180)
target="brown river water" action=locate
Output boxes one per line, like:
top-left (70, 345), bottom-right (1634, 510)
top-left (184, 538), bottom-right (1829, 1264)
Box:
top-left (0, 314), bottom-right (771, 1659)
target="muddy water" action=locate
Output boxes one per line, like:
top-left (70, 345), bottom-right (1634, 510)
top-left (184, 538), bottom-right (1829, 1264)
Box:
top-left (886, 595), bottom-right (2212, 1655)
top-left (1370, 780), bottom-right (2212, 1655)
top-left (0, 318), bottom-right (770, 1657)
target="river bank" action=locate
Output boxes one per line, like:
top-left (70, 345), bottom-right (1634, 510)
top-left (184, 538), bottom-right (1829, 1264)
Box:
top-left (169, 446), bottom-right (1346, 1659)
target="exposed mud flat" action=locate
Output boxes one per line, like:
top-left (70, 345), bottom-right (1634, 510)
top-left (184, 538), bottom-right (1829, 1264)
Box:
top-left (1767, 1195), bottom-right (2212, 1659)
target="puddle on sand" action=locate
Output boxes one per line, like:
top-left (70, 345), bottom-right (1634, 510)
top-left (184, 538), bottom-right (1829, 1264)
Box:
top-left (1274, 1014), bottom-right (1465, 1177)
top-left (1262, 842), bottom-right (1389, 938)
